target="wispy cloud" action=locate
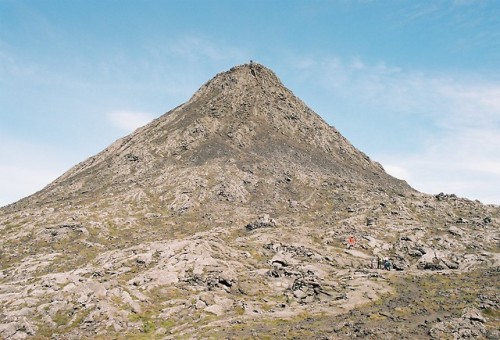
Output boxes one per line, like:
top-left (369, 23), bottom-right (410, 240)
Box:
top-left (167, 35), bottom-right (247, 62)
top-left (107, 110), bottom-right (156, 132)
top-left (436, 84), bottom-right (500, 126)
top-left (0, 165), bottom-right (59, 207)
top-left (0, 47), bottom-right (44, 81)
top-left (381, 123), bottom-right (500, 204)
top-left (290, 55), bottom-right (500, 204)
top-left (0, 136), bottom-right (70, 207)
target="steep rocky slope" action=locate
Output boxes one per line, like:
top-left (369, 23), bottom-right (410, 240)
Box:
top-left (0, 63), bottom-right (498, 339)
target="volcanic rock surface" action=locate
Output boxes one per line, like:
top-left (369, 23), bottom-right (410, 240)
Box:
top-left (1, 63), bottom-right (499, 339)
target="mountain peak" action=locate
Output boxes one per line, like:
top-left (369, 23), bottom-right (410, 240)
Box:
top-left (211, 62), bottom-right (281, 86)
top-left (9, 63), bottom-right (410, 211)
top-left (186, 62), bottom-right (288, 108)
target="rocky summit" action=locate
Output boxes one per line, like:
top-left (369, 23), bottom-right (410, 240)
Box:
top-left (1, 63), bottom-right (499, 339)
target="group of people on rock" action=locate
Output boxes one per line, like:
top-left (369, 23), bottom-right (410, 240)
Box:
top-left (370, 256), bottom-right (392, 270)
top-left (346, 236), bottom-right (392, 270)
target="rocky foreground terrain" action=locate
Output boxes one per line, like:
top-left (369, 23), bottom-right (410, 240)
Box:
top-left (0, 63), bottom-right (499, 339)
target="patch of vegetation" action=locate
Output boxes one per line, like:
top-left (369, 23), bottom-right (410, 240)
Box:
top-left (234, 305), bottom-right (245, 315)
top-left (159, 319), bottom-right (176, 331)
top-left (53, 310), bottom-right (72, 327)
top-left (129, 312), bottom-right (157, 337)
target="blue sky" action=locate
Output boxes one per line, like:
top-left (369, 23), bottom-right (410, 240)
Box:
top-left (1, 0), bottom-right (499, 206)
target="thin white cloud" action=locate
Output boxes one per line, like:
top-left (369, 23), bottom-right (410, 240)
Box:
top-left (0, 165), bottom-right (60, 207)
top-left (0, 109), bottom-right (155, 206)
top-left (291, 55), bottom-right (500, 204)
top-left (381, 126), bottom-right (500, 203)
top-left (0, 48), bottom-right (42, 80)
top-left (378, 81), bottom-right (500, 204)
top-left (383, 164), bottom-right (411, 180)
top-left (167, 35), bottom-right (248, 63)
top-left (107, 110), bottom-right (155, 132)
top-left (0, 136), bottom-right (69, 207)
top-left (351, 56), bottom-right (365, 70)
top-left (437, 84), bottom-right (500, 126)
